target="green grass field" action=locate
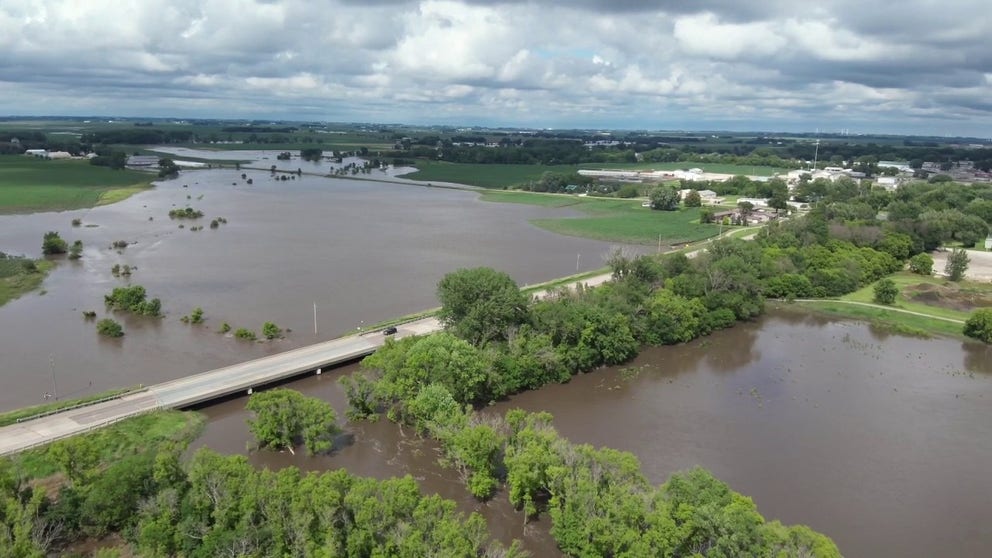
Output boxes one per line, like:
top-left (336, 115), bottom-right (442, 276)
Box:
top-left (481, 190), bottom-right (719, 245)
top-left (401, 161), bottom-right (579, 188)
top-left (0, 155), bottom-right (153, 213)
top-left (840, 273), bottom-right (990, 322)
top-left (11, 410), bottom-right (205, 480)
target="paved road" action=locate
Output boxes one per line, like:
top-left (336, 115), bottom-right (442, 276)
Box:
top-left (0, 318), bottom-right (441, 456)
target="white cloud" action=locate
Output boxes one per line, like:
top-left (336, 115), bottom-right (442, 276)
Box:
top-left (0, 0), bottom-right (989, 135)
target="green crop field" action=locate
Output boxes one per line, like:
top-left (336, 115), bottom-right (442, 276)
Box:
top-left (400, 161), bottom-right (579, 188)
top-left (0, 155), bottom-right (153, 213)
top-left (481, 190), bottom-right (718, 245)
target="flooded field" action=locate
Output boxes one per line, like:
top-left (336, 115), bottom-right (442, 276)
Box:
top-left (0, 167), bottom-right (633, 411)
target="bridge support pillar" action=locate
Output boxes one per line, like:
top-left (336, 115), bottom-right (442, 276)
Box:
top-left (247, 387), bottom-right (253, 395)
top-left (316, 368), bottom-right (322, 375)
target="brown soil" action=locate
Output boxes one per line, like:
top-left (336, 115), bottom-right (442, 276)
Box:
top-left (903, 283), bottom-right (992, 312)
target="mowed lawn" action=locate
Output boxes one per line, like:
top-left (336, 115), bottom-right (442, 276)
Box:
top-left (481, 190), bottom-right (718, 245)
top-left (401, 161), bottom-right (579, 188)
top-left (0, 155), bottom-right (152, 213)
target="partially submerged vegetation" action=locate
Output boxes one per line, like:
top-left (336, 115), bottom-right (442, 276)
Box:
top-left (103, 284), bottom-right (162, 317)
top-left (340, 259), bottom-right (841, 555)
top-left (0, 253), bottom-right (52, 307)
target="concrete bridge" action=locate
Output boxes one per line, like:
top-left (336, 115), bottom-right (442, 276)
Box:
top-left (0, 317), bottom-right (441, 456)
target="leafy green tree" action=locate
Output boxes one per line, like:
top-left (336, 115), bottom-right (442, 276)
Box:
top-left (96, 318), bottom-right (124, 337)
top-left (908, 253), bottom-right (933, 275)
top-left (49, 437), bottom-right (100, 485)
top-left (683, 190), bottom-right (702, 207)
top-left (437, 267), bottom-right (529, 346)
top-left (945, 248), bottom-right (970, 281)
top-left (963, 308), bottom-right (992, 343)
top-left (873, 278), bottom-right (898, 304)
top-left (246, 388), bottom-right (340, 455)
top-left (262, 321), bottom-right (282, 339)
top-left (649, 185), bottom-right (680, 210)
top-left (42, 231), bottom-right (68, 255)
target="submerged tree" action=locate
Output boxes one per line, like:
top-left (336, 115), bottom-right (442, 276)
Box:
top-left (246, 388), bottom-right (339, 455)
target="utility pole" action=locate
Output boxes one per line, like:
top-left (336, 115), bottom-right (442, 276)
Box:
top-left (313, 302), bottom-right (317, 336)
top-left (576, 253), bottom-right (581, 272)
top-left (50, 354), bottom-right (58, 401)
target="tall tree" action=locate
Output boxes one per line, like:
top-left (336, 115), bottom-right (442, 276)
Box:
top-left (437, 267), bottom-right (529, 346)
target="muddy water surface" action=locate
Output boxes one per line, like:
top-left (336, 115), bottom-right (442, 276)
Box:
top-left (192, 312), bottom-right (992, 557)
top-left (0, 168), bottom-right (634, 410)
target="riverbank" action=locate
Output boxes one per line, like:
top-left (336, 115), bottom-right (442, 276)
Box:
top-left (0, 155), bottom-right (154, 214)
top-left (786, 271), bottom-right (992, 339)
top-left (0, 257), bottom-right (52, 307)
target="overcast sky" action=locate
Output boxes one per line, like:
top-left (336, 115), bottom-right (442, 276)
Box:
top-left (2, 0), bottom-right (990, 136)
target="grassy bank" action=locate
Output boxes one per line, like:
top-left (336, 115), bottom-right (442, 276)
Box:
top-left (784, 300), bottom-right (960, 338)
top-left (0, 258), bottom-right (52, 307)
top-left (482, 190), bottom-right (719, 245)
top-left (10, 410), bottom-right (205, 480)
top-left (0, 155), bottom-right (152, 213)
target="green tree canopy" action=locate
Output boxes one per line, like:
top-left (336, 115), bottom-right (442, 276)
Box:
top-left (963, 308), bottom-right (992, 343)
top-left (649, 185), bottom-right (681, 210)
top-left (437, 267), bottom-right (529, 346)
top-left (246, 388), bottom-right (340, 455)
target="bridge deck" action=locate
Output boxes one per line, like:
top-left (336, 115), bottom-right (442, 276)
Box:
top-left (0, 317), bottom-right (440, 456)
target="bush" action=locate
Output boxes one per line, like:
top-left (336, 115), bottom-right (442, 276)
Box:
top-left (945, 248), bottom-right (970, 281)
top-left (219, 322), bottom-right (231, 333)
top-left (963, 309), bottom-right (992, 343)
top-left (68, 240), bottom-right (83, 260)
top-left (262, 321), bottom-right (282, 339)
top-left (908, 253), bottom-right (933, 275)
top-left (234, 328), bottom-right (256, 341)
top-left (42, 231), bottom-right (68, 255)
top-left (873, 278), bottom-right (898, 305)
top-left (96, 318), bottom-right (124, 337)
top-left (104, 285), bottom-right (161, 316)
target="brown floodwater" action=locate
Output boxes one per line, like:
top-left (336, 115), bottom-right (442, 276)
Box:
top-left (0, 166), bottom-right (638, 411)
top-left (4, 162), bottom-right (991, 556)
top-left (190, 311), bottom-right (992, 558)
